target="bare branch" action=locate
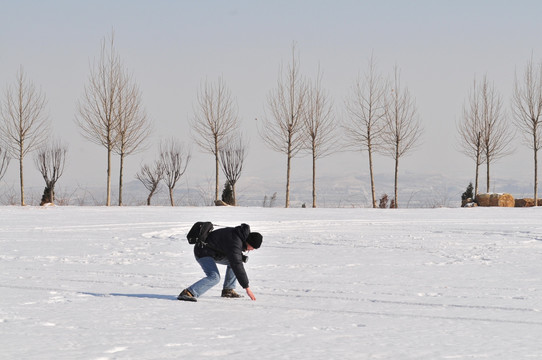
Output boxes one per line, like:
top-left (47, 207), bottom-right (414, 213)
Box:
top-left (0, 66), bottom-right (49, 205)
top-left (479, 75), bottom-right (512, 192)
top-left (136, 159), bottom-right (164, 206)
top-left (260, 43), bottom-right (308, 207)
top-left (34, 141), bottom-right (68, 204)
top-left (114, 72), bottom-right (152, 157)
top-left (344, 54), bottom-right (388, 154)
top-left (303, 67), bottom-right (336, 159)
top-left (219, 133), bottom-right (248, 206)
top-left (382, 68), bottom-right (422, 161)
top-left (344, 54), bottom-right (387, 207)
top-left (113, 68), bottom-right (152, 206)
top-left (191, 77), bottom-right (239, 201)
top-left (381, 66), bottom-right (423, 208)
top-left (76, 33), bottom-right (122, 149)
top-left (75, 32), bottom-right (123, 206)
top-left (160, 138), bottom-right (191, 206)
top-left (0, 147), bottom-right (9, 181)
top-left (303, 66), bottom-right (336, 207)
top-left (457, 77), bottom-right (485, 196)
top-left (512, 56), bottom-right (542, 202)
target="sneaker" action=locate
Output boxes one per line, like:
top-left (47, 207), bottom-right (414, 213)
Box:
top-left (177, 289), bottom-right (197, 302)
top-left (221, 289), bottom-right (243, 298)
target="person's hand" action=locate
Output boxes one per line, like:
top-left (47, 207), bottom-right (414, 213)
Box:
top-left (245, 287), bottom-right (256, 301)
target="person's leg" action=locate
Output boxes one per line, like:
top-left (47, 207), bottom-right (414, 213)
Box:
top-left (216, 258), bottom-right (237, 290)
top-left (187, 256), bottom-right (220, 298)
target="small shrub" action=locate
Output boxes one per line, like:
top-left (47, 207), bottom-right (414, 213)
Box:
top-left (461, 182), bottom-right (474, 201)
top-left (379, 194), bottom-right (389, 209)
top-left (40, 186), bottom-right (54, 206)
top-left (221, 181), bottom-right (234, 205)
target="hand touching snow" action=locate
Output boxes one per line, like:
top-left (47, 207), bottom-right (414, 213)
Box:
top-left (245, 287), bottom-right (256, 300)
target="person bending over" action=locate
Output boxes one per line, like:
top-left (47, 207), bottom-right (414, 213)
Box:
top-left (178, 223), bottom-right (262, 302)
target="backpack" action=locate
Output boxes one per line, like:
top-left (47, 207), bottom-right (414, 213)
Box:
top-left (186, 221), bottom-right (214, 245)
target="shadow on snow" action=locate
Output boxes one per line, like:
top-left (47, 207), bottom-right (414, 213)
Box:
top-left (82, 291), bottom-right (177, 301)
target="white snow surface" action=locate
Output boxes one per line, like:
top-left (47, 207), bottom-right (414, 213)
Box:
top-left (1, 206), bottom-right (542, 359)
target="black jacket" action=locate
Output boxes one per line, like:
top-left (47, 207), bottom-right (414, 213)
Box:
top-left (194, 223), bottom-right (251, 289)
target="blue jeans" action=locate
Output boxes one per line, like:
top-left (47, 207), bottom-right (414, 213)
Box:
top-left (187, 256), bottom-right (237, 298)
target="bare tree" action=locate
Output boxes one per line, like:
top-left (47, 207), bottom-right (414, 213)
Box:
top-left (260, 43), bottom-right (307, 208)
top-left (263, 192), bottom-right (277, 208)
top-left (458, 78), bottom-right (485, 197)
top-left (114, 70), bottom-right (152, 206)
top-left (136, 160), bottom-right (164, 206)
top-left (344, 55), bottom-right (388, 208)
top-left (479, 75), bottom-right (511, 192)
top-left (34, 141), bottom-right (67, 205)
top-left (381, 66), bottom-right (422, 208)
top-left (0, 147), bottom-right (9, 181)
top-left (0, 66), bottom-right (49, 206)
top-left (191, 77), bottom-right (239, 202)
top-left (219, 133), bottom-right (247, 206)
top-left (160, 138), bottom-right (191, 206)
top-left (76, 32), bottom-right (122, 206)
top-left (512, 56), bottom-right (542, 205)
top-left (303, 67), bottom-right (336, 208)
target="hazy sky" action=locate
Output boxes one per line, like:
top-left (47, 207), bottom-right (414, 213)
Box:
top-left (2, 0), bottom-right (542, 199)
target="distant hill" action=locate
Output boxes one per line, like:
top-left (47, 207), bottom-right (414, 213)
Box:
top-left (6, 171), bottom-right (534, 208)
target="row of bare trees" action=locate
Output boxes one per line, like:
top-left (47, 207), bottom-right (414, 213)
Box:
top-left (136, 139), bottom-right (191, 206)
top-left (260, 46), bottom-right (338, 208)
top-left (344, 57), bottom-right (422, 208)
top-left (4, 34), bottom-right (539, 208)
top-left (260, 46), bottom-right (422, 208)
top-left (0, 33), bottom-right (152, 207)
top-left (458, 55), bottom-right (542, 206)
top-left (458, 76), bottom-right (510, 197)
top-left (191, 49), bottom-right (539, 209)
top-left (0, 66), bottom-right (69, 206)
top-left (188, 50), bottom-right (539, 208)
top-left (76, 32), bottom-right (151, 206)
top-left (0, 33), bottom-right (242, 207)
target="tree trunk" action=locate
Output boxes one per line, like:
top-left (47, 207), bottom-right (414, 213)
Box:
top-left (118, 152), bottom-right (124, 206)
top-left (312, 151), bottom-right (316, 208)
top-left (215, 143), bottom-right (220, 201)
top-left (474, 161), bottom-right (480, 198)
top-left (147, 187), bottom-right (156, 206)
top-left (169, 187), bottom-right (174, 206)
top-left (284, 131), bottom-right (293, 208)
top-left (474, 135), bottom-right (481, 198)
top-left (394, 155), bottom-right (399, 208)
top-left (486, 157), bottom-right (490, 193)
top-left (285, 153), bottom-right (291, 208)
top-left (368, 147), bottom-right (376, 208)
top-left (232, 182), bottom-right (237, 206)
top-left (49, 181), bottom-right (55, 204)
top-left (106, 146), bottom-right (112, 206)
top-left (19, 151), bottom-right (25, 206)
top-left (534, 145), bottom-right (538, 206)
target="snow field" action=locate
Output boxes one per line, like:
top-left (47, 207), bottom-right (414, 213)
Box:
top-left (1, 206), bottom-right (541, 359)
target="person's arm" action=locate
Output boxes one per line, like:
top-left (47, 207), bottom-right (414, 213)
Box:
top-left (226, 234), bottom-right (250, 288)
top-left (245, 287), bottom-right (256, 300)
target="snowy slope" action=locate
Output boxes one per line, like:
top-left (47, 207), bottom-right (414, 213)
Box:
top-left (1, 206), bottom-right (541, 359)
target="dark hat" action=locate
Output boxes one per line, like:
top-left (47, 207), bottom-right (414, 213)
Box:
top-left (247, 232), bottom-right (263, 249)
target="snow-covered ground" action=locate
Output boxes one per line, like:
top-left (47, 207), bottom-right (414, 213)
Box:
top-left (1, 206), bottom-right (541, 359)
